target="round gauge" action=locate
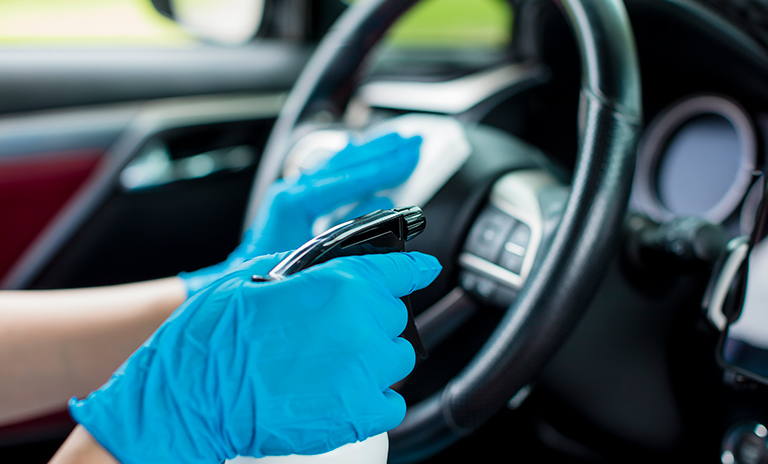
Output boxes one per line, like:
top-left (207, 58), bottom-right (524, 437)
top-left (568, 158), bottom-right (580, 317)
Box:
top-left (632, 95), bottom-right (757, 224)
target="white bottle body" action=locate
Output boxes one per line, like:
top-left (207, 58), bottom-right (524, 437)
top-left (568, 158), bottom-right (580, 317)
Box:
top-left (226, 432), bottom-right (389, 464)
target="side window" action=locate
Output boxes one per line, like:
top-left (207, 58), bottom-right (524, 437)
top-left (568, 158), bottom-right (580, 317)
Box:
top-left (385, 0), bottom-right (512, 49)
top-left (0, 0), bottom-right (194, 47)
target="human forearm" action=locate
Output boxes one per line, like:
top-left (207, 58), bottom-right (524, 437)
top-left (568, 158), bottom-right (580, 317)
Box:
top-left (0, 277), bottom-right (186, 424)
top-left (49, 425), bottom-right (119, 464)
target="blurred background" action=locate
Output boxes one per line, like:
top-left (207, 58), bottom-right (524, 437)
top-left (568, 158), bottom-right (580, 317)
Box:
top-left (0, 0), bottom-right (510, 49)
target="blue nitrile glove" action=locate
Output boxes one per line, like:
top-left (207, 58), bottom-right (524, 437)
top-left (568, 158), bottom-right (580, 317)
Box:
top-left (178, 132), bottom-right (422, 296)
top-left (70, 251), bottom-right (442, 464)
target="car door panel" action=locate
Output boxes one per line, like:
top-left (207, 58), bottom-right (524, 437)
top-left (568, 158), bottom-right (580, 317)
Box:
top-left (0, 104), bottom-right (141, 281)
top-left (0, 149), bottom-right (102, 281)
top-left (3, 93), bottom-right (286, 289)
top-left (0, 42), bottom-right (307, 287)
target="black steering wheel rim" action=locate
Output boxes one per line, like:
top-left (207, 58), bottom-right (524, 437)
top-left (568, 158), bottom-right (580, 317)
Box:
top-left (247, 0), bottom-right (642, 461)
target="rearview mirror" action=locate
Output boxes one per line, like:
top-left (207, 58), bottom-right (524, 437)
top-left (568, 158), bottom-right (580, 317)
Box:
top-left (151, 0), bottom-right (265, 45)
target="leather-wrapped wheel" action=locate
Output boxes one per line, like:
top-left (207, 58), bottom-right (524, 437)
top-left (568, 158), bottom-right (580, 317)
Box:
top-left (246, 1), bottom-right (642, 462)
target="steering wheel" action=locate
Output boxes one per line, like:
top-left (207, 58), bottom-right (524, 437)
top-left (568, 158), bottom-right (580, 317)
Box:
top-left (245, 0), bottom-right (642, 462)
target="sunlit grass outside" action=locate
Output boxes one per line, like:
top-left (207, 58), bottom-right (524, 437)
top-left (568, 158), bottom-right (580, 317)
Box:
top-left (383, 0), bottom-right (512, 49)
top-left (0, 0), bottom-right (194, 46)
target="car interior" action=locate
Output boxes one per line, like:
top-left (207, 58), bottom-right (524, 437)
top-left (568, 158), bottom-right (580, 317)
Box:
top-left (2, 0), bottom-right (768, 462)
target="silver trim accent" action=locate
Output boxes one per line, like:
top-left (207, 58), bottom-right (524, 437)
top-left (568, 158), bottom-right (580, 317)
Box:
top-left (131, 93), bottom-right (286, 131)
top-left (504, 242), bottom-right (526, 256)
top-left (707, 237), bottom-right (749, 331)
top-left (740, 173), bottom-right (764, 236)
top-left (120, 144), bottom-right (257, 190)
top-left (507, 384), bottom-right (534, 410)
top-left (459, 253), bottom-right (524, 288)
top-left (358, 63), bottom-right (542, 114)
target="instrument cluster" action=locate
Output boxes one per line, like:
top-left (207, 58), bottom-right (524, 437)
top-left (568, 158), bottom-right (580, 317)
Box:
top-left (631, 94), bottom-right (765, 236)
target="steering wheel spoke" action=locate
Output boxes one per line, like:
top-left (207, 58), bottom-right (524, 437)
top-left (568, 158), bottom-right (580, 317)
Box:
top-left (415, 287), bottom-right (479, 353)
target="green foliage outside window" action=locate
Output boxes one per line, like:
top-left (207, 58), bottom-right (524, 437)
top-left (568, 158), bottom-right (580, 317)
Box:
top-left (384, 0), bottom-right (512, 49)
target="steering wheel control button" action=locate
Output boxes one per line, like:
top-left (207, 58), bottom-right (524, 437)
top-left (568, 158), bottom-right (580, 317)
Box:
top-left (461, 271), bottom-right (497, 303)
top-left (503, 241), bottom-right (526, 257)
top-left (499, 250), bottom-right (524, 275)
top-left (508, 222), bottom-right (532, 248)
top-left (722, 422), bottom-right (768, 464)
top-left (497, 222), bottom-right (531, 275)
top-left (464, 207), bottom-right (517, 262)
top-left (498, 222), bottom-right (531, 275)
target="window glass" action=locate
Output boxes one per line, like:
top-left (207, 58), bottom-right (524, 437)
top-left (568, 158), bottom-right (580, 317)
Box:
top-left (0, 0), bottom-right (194, 47)
top-left (172, 0), bottom-right (264, 45)
top-left (384, 0), bottom-right (512, 49)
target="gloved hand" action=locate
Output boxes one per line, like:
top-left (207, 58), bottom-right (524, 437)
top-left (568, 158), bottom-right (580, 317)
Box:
top-left (70, 251), bottom-right (442, 464)
top-left (178, 132), bottom-right (422, 296)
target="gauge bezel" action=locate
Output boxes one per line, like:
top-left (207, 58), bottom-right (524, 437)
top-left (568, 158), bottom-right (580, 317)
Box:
top-left (633, 94), bottom-right (757, 224)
